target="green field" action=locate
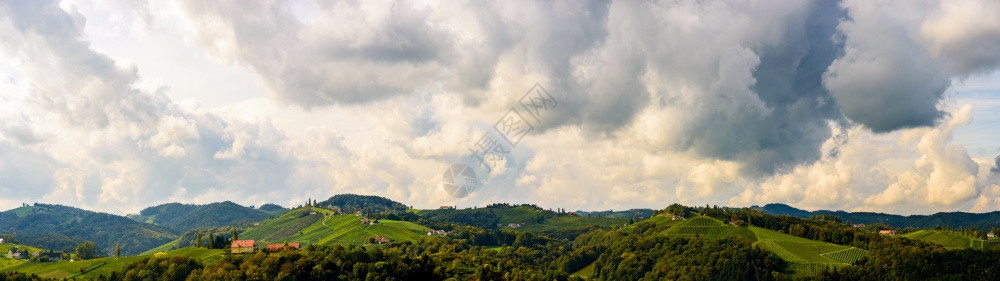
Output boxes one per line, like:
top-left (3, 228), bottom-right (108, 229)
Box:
top-left (821, 247), bottom-right (867, 264)
top-left (139, 237), bottom-right (181, 255)
top-left (748, 226), bottom-right (866, 274)
top-left (901, 230), bottom-right (1000, 250)
top-left (241, 207), bottom-right (430, 246)
top-left (2, 247), bottom-right (225, 280)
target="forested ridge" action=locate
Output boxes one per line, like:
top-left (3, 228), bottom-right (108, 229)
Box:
top-left (4, 200), bottom-right (1000, 280)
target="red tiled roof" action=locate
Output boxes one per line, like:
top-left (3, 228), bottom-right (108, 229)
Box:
top-left (266, 243), bottom-right (300, 251)
top-left (231, 240), bottom-right (255, 248)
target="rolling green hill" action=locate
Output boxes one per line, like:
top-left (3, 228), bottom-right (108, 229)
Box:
top-left (2, 247), bottom-right (225, 280)
top-left (649, 215), bottom-right (867, 275)
top-left (129, 201), bottom-right (272, 233)
top-left (319, 194), bottom-right (409, 214)
top-left (257, 204), bottom-right (288, 216)
top-left (420, 204), bottom-right (629, 232)
top-left (240, 207), bottom-right (430, 246)
top-left (660, 216), bottom-right (757, 241)
top-left (901, 230), bottom-right (1000, 250)
top-left (0, 204), bottom-right (177, 255)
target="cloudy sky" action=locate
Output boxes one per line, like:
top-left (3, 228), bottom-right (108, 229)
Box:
top-left (1, 0), bottom-right (1000, 215)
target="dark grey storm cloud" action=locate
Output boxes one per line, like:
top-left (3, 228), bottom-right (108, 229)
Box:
top-left (992, 155), bottom-right (1000, 174)
top-left (823, 0), bottom-right (953, 133)
top-left (692, 0), bottom-right (847, 173)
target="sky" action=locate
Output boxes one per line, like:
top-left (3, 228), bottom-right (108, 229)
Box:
top-left (1, 0), bottom-right (999, 215)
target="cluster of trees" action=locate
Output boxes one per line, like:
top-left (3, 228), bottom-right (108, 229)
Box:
top-left (134, 202), bottom-right (270, 232)
top-left (952, 226), bottom-right (997, 240)
top-left (193, 230), bottom-right (237, 249)
top-left (419, 210), bottom-right (502, 230)
top-left (820, 240), bottom-right (1000, 280)
top-left (172, 226), bottom-right (239, 249)
top-left (0, 272), bottom-right (46, 281)
top-left (318, 194), bottom-right (408, 214)
top-left (656, 203), bottom-right (697, 218)
top-left (75, 241), bottom-right (97, 260)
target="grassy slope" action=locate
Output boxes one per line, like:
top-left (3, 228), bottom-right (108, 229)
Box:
top-left (661, 217), bottom-right (757, 241)
top-left (241, 207), bottom-right (430, 246)
top-left (2, 247), bottom-right (225, 280)
top-left (570, 262), bottom-right (596, 279)
top-left (139, 237), bottom-right (181, 255)
top-left (901, 229), bottom-right (1000, 250)
top-left (648, 216), bottom-right (867, 275)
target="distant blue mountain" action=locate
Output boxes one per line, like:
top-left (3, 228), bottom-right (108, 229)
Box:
top-left (751, 203), bottom-right (1000, 230)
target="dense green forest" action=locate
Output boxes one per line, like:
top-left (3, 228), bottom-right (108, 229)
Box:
top-left (318, 194), bottom-right (409, 214)
top-left (129, 202), bottom-right (271, 233)
top-left (0, 204), bottom-right (176, 255)
top-left (0, 271), bottom-right (46, 281)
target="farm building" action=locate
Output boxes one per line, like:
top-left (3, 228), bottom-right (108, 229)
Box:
top-left (6, 247), bottom-right (26, 259)
top-left (266, 242), bottom-right (300, 252)
top-left (231, 240), bottom-right (257, 254)
top-left (427, 230), bottom-right (449, 236)
top-left (374, 237), bottom-right (390, 244)
top-left (851, 224), bottom-right (865, 228)
top-left (0, 238), bottom-right (4, 244)
top-left (878, 230), bottom-right (897, 235)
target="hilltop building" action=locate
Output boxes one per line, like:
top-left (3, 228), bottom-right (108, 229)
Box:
top-left (231, 240), bottom-right (257, 254)
top-left (266, 243), bottom-right (300, 252)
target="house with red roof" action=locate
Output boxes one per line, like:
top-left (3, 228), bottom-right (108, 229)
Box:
top-left (266, 242), bottom-right (301, 252)
top-left (231, 240), bottom-right (257, 254)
